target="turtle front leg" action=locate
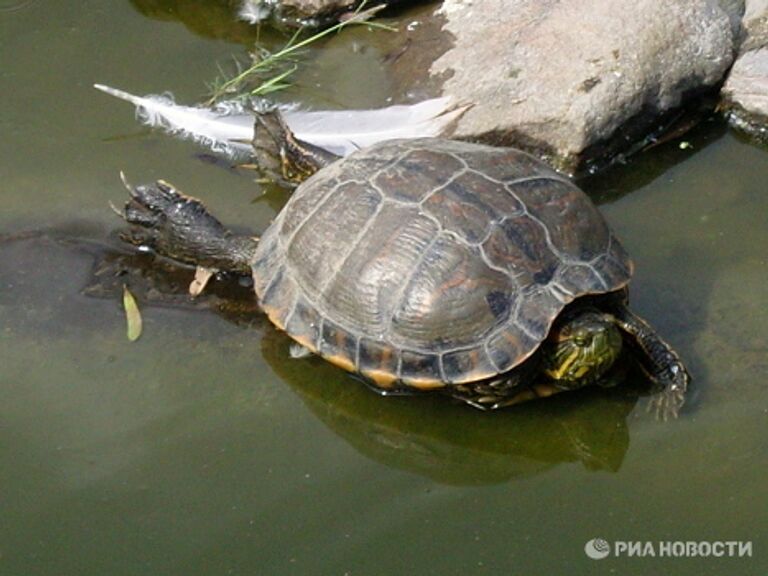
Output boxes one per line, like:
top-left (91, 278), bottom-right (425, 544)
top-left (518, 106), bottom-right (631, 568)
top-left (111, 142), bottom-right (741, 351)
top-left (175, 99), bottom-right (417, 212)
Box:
top-left (610, 303), bottom-right (690, 419)
top-left (118, 175), bottom-right (259, 287)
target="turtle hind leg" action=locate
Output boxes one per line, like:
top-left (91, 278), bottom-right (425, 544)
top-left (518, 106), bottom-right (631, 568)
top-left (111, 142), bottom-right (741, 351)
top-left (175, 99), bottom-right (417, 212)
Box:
top-left (609, 303), bottom-right (690, 420)
top-left (253, 110), bottom-right (340, 185)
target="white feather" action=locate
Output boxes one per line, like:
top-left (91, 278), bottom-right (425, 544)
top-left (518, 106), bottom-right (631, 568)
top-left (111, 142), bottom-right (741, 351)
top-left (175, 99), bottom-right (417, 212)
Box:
top-left (94, 84), bottom-right (255, 159)
top-left (237, 0), bottom-right (273, 24)
top-left (281, 98), bottom-right (466, 156)
top-left (94, 83), bottom-right (466, 160)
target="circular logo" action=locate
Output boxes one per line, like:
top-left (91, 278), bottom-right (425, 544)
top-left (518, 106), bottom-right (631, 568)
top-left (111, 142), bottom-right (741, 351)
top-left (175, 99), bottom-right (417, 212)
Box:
top-left (584, 538), bottom-right (611, 560)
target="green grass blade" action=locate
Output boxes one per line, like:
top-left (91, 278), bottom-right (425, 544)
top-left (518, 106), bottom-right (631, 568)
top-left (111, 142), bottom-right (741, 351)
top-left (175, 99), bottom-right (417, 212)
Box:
top-left (208, 2), bottom-right (396, 103)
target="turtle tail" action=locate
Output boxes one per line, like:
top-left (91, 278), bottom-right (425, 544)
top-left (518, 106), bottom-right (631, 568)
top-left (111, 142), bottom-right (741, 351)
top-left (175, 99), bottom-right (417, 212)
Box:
top-left (610, 302), bottom-right (690, 419)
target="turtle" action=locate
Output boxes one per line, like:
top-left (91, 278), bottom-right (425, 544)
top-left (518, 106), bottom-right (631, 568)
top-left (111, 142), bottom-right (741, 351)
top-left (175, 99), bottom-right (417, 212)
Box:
top-left (117, 119), bottom-right (689, 417)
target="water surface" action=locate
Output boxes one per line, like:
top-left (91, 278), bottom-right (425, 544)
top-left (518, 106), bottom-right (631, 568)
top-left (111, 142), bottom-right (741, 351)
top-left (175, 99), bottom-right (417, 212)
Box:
top-left (1, 2), bottom-right (766, 575)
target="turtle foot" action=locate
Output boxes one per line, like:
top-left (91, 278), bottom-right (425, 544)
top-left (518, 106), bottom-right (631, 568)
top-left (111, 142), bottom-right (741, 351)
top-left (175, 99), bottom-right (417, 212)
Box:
top-left (119, 175), bottom-right (217, 256)
top-left (647, 384), bottom-right (686, 421)
top-left (114, 174), bottom-right (256, 276)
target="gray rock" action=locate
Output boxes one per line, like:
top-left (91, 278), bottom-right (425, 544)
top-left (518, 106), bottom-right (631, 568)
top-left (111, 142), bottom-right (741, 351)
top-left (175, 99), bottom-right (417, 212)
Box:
top-left (722, 48), bottom-right (768, 137)
top-left (741, 0), bottom-right (768, 50)
top-left (721, 0), bottom-right (768, 136)
top-left (718, 0), bottom-right (746, 39)
top-left (276, 0), bottom-right (355, 22)
top-left (430, 0), bottom-right (735, 172)
top-left (242, 0), bottom-right (407, 26)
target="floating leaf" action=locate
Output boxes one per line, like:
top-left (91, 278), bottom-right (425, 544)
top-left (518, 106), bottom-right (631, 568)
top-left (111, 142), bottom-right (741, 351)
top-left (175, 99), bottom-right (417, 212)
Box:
top-left (122, 285), bottom-right (143, 342)
top-left (189, 266), bottom-right (215, 297)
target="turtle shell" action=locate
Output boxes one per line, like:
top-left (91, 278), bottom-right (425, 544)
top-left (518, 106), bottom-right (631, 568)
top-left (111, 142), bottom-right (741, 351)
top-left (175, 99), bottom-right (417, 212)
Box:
top-left (251, 138), bottom-right (632, 390)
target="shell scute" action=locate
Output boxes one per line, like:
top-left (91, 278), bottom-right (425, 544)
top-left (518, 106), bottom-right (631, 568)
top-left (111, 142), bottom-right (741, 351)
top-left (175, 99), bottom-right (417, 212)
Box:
top-left (358, 337), bottom-right (400, 387)
top-left (371, 148), bottom-right (464, 203)
top-left (318, 319), bottom-right (358, 371)
top-left (284, 295), bottom-right (322, 350)
top-left (399, 350), bottom-right (443, 388)
top-left (391, 235), bottom-right (513, 351)
top-left (319, 205), bottom-right (438, 335)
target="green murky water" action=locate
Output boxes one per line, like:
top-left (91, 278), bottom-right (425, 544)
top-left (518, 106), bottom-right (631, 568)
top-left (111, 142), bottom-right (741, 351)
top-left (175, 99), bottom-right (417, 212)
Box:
top-left (1, 2), bottom-right (766, 574)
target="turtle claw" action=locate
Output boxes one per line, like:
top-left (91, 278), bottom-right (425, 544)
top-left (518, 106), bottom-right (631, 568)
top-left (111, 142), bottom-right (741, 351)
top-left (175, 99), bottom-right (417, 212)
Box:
top-left (118, 182), bottom-right (171, 250)
top-left (119, 170), bottom-right (131, 190)
top-left (119, 172), bottom-right (171, 219)
top-left (126, 180), bottom-right (182, 214)
top-left (118, 178), bottom-right (209, 235)
top-left (650, 360), bottom-right (689, 421)
top-left (123, 201), bottom-right (162, 227)
top-left (647, 385), bottom-right (686, 421)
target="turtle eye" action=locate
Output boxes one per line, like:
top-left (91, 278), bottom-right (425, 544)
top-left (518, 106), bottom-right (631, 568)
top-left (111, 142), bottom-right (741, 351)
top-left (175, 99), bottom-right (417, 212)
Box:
top-left (573, 331), bottom-right (592, 347)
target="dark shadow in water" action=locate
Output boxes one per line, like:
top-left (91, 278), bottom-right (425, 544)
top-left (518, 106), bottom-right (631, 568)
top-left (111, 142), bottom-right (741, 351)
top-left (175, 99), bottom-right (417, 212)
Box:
top-left (578, 116), bottom-right (728, 205)
top-left (0, 225), bottom-right (651, 486)
top-left (263, 328), bottom-right (647, 485)
top-left (0, 224), bottom-right (263, 337)
top-left (129, 0), bottom-right (275, 44)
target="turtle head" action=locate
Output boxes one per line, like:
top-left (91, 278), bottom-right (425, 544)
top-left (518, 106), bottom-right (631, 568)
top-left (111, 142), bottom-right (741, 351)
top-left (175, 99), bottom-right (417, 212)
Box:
top-left (543, 310), bottom-right (623, 389)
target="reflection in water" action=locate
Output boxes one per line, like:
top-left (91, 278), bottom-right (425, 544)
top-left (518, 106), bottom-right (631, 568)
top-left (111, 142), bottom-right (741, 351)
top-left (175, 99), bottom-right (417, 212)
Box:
top-left (263, 328), bottom-right (641, 485)
top-left (129, 0), bottom-right (272, 44)
top-left (1, 227), bottom-right (641, 486)
top-left (80, 235), bottom-right (262, 323)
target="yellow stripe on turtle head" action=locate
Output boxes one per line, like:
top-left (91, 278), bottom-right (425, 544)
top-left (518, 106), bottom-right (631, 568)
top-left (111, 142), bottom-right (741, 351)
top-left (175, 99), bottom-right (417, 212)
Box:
top-left (544, 349), bottom-right (580, 381)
